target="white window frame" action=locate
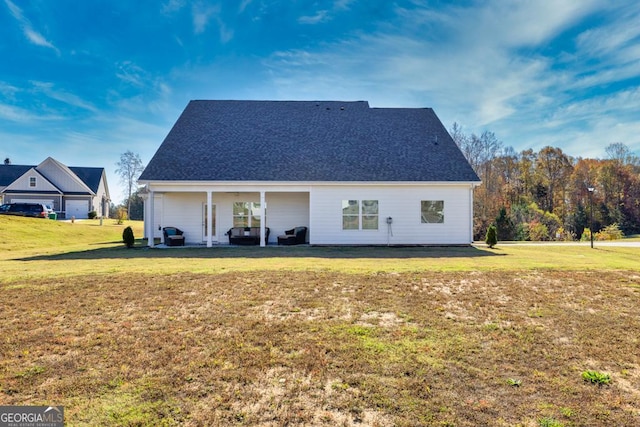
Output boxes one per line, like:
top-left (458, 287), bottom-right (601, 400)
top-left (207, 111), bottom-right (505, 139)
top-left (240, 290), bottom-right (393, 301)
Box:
top-left (233, 201), bottom-right (262, 227)
top-left (421, 200), bottom-right (445, 224)
top-left (342, 199), bottom-right (378, 230)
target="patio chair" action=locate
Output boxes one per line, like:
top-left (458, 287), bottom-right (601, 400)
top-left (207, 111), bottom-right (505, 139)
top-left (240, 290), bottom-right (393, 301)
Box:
top-left (277, 226), bottom-right (307, 245)
top-left (163, 227), bottom-right (185, 246)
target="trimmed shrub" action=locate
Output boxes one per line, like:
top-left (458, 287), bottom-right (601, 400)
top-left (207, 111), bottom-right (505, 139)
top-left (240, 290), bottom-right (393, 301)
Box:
top-left (88, 210), bottom-right (97, 219)
top-left (485, 224), bottom-right (497, 248)
top-left (122, 226), bottom-right (135, 248)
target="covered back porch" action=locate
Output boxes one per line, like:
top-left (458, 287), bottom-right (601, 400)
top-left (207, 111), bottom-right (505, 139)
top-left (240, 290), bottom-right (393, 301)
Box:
top-left (141, 184), bottom-right (310, 248)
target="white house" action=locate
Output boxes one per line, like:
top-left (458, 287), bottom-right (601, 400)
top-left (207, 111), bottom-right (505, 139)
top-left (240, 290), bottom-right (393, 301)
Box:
top-left (138, 100), bottom-right (481, 247)
top-left (0, 157), bottom-right (110, 219)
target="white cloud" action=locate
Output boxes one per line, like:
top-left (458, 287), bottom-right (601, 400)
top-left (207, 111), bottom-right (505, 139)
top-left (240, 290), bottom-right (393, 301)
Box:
top-left (239, 0), bottom-right (252, 14)
top-left (0, 104), bottom-right (39, 122)
top-left (189, 2), bottom-right (233, 43)
top-left (161, 0), bottom-right (186, 15)
top-left (30, 81), bottom-right (97, 112)
top-left (297, 0), bottom-right (355, 25)
top-left (262, 0), bottom-right (639, 156)
top-left (0, 102), bottom-right (64, 123)
top-left (298, 10), bottom-right (329, 25)
top-left (23, 27), bottom-right (56, 50)
top-left (115, 61), bottom-right (148, 87)
top-left (334, 0), bottom-right (355, 11)
top-left (192, 3), bottom-right (219, 34)
top-left (470, 0), bottom-right (600, 48)
top-left (3, 0), bottom-right (23, 20)
top-left (0, 81), bottom-right (20, 99)
top-left (576, 3), bottom-right (640, 57)
top-left (4, 0), bottom-right (60, 54)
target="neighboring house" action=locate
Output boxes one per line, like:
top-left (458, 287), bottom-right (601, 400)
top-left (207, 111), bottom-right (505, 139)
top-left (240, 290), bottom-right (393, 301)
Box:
top-left (138, 100), bottom-right (481, 247)
top-left (0, 157), bottom-right (110, 219)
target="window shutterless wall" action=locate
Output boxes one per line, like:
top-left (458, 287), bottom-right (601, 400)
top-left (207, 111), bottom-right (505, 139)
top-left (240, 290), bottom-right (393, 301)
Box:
top-left (310, 184), bottom-right (474, 245)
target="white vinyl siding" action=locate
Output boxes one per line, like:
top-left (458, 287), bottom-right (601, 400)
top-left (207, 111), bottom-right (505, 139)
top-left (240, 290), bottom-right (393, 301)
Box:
top-left (36, 158), bottom-right (92, 193)
top-left (310, 184), bottom-right (473, 245)
top-left (142, 182), bottom-right (474, 246)
top-left (4, 169), bottom-right (59, 193)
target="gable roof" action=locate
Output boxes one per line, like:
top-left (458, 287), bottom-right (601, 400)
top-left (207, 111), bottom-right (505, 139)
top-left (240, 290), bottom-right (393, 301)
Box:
top-left (0, 165), bottom-right (32, 187)
top-left (0, 159), bottom-right (108, 196)
top-left (3, 167), bottom-right (62, 194)
top-left (69, 167), bottom-right (106, 193)
top-left (139, 100), bottom-right (481, 183)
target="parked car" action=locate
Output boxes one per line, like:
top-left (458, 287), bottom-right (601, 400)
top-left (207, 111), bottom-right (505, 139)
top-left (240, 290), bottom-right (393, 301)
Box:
top-left (0, 202), bottom-right (49, 218)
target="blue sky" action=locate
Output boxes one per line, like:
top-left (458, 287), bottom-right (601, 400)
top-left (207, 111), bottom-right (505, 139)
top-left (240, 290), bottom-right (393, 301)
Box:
top-left (1, 0), bottom-right (639, 204)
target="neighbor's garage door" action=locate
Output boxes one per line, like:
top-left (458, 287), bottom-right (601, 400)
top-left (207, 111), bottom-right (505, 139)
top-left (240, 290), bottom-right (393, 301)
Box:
top-left (66, 200), bottom-right (89, 219)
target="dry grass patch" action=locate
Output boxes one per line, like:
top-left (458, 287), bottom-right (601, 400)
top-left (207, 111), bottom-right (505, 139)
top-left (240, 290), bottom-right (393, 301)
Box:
top-left (1, 270), bottom-right (639, 426)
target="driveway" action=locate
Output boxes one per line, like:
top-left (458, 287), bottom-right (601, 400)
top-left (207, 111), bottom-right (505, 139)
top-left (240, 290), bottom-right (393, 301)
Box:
top-left (476, 241), bottom-right (640, 248)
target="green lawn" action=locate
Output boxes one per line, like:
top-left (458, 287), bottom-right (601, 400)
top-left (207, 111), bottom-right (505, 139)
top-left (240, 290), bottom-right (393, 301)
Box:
top-left (1, 216), bottom-right (639, 282)
top-left (1, 216), bottom-right (639, 426)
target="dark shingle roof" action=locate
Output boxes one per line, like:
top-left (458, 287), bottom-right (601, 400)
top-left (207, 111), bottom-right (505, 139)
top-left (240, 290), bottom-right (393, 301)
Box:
top-left (0, 164), bottom-right (104, 193)
top-left (139, 100), bottom-right (480, 182)
top-left (69, 167), bottom-right (104, 193)
top-left (0, 165), bottom-right (32, 186)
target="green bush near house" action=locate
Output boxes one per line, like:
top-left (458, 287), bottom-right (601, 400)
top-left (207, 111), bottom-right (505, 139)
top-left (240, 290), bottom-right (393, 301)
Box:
top-left (485, 224), bottom-right (497, 248)
top-left (122, 226), bottom-right (135, 248)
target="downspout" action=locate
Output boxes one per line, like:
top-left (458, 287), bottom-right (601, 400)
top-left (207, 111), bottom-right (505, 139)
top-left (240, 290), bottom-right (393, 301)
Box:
top-left (469, 183), bottom-right (480, 243)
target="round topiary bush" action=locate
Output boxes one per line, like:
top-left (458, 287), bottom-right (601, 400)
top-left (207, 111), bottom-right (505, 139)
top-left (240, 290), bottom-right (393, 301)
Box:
top-left (122, 226), bottom-right (135, 248)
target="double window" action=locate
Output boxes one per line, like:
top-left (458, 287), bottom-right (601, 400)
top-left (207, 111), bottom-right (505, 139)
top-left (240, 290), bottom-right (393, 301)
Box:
top-left (421, 200), bottom-right (444, 223)
top-left (233, 202), bottom-right (262, 227)
top-left (342, 200), bottom-right (378, 230)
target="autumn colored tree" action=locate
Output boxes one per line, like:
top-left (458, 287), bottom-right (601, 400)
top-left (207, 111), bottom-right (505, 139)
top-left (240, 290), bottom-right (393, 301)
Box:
top-left (534, 146), bottom-right (573, 217)
top-left (450, 123), bottom-right (640, 240)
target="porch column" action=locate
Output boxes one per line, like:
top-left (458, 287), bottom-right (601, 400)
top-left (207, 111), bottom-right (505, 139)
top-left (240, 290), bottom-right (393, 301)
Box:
top-left (260, 191), bottom-right (266, 247)
top-left (206, 190), bottom-right (213, 248)
top-left (148, 190), bottom-right (155, 247)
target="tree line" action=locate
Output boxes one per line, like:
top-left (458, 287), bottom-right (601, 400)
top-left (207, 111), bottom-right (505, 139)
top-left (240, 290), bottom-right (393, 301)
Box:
top-left (114, 135), bottom-right (640, 242)
top-left (450, 123), bottom-right (640, 241)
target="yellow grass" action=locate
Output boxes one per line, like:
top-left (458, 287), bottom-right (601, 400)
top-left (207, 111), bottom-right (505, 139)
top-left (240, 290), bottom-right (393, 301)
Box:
top-left (1, 215), bottom-right (639, 426)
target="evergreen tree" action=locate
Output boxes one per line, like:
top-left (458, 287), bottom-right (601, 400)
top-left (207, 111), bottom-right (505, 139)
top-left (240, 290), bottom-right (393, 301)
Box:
top-left (495, 207), bottom-right (516, 240)
top-left (485, 224), bottom-right (498, 248)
